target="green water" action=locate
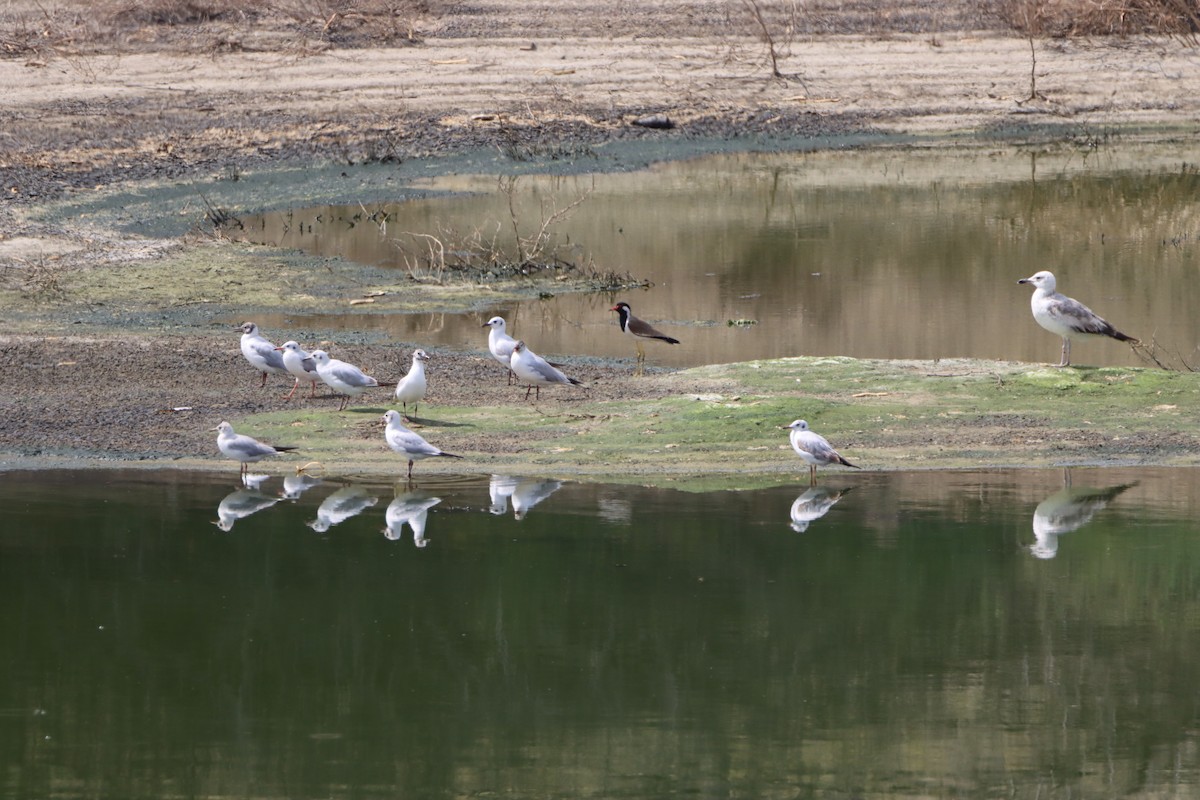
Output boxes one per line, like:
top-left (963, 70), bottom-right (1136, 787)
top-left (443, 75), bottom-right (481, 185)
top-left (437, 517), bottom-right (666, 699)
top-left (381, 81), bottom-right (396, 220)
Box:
top-left (3, 467), bottom-right (1200, 798)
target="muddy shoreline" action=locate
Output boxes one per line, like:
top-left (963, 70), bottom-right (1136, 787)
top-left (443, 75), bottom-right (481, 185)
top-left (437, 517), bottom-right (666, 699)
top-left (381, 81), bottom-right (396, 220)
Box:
top-left (2, 5), bottom-right (1199, 481)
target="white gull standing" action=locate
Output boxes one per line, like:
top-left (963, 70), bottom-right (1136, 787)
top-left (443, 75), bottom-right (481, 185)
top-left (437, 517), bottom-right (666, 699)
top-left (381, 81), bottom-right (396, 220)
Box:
top-left (1018, 270), bottom-right (1138, 367)
top-left (238, 322), bottom-right (289, 388)
top-left (383, 409), bottom-right (463, 479)
top-left (311, 349), bottom-right (383, 411)
top-left (394, 349), bottom-right (429, 420)
top-left (509, 340), bottom-right (585, 401)
top-left (276, 341), bottom-right (322, 401)
top-left (214, 420), bottom-right (298, 477)
top-left (785, 419), bottom-right (859, 486)
top-left (483, 316), bottom-right (519, 384)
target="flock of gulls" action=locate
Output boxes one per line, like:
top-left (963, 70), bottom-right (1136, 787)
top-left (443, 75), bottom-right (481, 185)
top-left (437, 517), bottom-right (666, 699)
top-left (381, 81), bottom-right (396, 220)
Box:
top-left (217, 271), bottom-right (1141, 486)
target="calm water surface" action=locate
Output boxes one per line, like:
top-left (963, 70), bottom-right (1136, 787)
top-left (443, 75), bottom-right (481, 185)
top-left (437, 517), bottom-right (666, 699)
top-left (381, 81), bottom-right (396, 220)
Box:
top-left (4, 467), bottom-right (1200, 798)
top-left (236, 146), bottom-right (1200, 369)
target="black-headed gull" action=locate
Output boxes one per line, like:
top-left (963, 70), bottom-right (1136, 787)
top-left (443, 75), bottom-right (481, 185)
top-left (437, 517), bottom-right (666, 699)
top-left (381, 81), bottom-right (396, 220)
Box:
top-left (785, 419), bottom-right (859, 485)
top-left (276, 341), bottom-right (322, 401)
top-left (383, 409), bottom-right (462, 479)
top-left (611, 301), bottom-right (679, 364)
top-left (214, 420), bottom-right (298, 476)
top-left (1017, 270), bottom-right (1138, 367)
top-left (394, 349), bottom-right (429, 419)
top-left (311, 349), bottom-right (383, 411)
top-left (483, 316), bottom-right (518, 384)
top-left (238, 322), bottom-right (289, 387)
top-left (509, 340), bottom-right (584, 401)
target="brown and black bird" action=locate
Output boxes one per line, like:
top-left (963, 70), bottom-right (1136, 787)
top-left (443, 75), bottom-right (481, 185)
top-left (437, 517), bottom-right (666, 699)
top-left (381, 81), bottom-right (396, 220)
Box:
top-left (611, 301), bottom-right (680, 365)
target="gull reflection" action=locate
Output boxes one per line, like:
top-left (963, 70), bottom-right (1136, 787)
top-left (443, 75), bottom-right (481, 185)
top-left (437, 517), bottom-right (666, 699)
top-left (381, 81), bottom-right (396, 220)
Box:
top-left (281, 472), bottom-right (323, 500)
top-left (384, 490), bottom-right (442, 546)
top-left (307, 485), bottom-right (378, 533)
top-left (511, 478), bottom-right (563, 520)
top-left (789, 486), bottom-right (851, 532)
top-left (214, 489), bottom-right (281, 532)
top-left (488, 474), bottom-right (520, 515)
top-left (1030, 475), bottom-right (1136, 559)
top-left (242, 473), bottom-right (271, 490)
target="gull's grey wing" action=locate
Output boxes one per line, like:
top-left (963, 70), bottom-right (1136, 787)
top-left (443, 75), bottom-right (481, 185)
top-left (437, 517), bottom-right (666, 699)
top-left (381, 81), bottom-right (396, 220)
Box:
top-left (227, 435), bottom-right (281, 459)
top-left (794, 432), bottom-right (838, 462)
top-left (528, 353), bottom-right (571, 384)
top-left (1047, 294), bottom-right (1113, 335)
top-left (388, 427), bottom-right (443, 457)
top-left (250, 339), bottom-right (287, 371)
top-left (329, 362), bottom-right (377, 388)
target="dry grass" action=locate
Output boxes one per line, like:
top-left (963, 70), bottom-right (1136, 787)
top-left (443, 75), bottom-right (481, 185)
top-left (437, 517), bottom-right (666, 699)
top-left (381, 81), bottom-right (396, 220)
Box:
top-left (0, 0), bottom-right (431, 57)
top-left (1, 0), bottom-right (1195, 61)
top-left (985, 0), bottom-right (1200, 37)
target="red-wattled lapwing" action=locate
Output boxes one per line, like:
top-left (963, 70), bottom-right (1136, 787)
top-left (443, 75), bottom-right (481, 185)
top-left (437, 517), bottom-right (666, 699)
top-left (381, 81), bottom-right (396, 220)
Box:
top-left (1017, 270), bottom-right (1138, 367)
top-left (509, 340), bottom-right (585, 401)
top-left (214, 420), bottom-right (298, 477)
top-left (785, 419), bottom-right (859, 486)
top-left (610, 301), bottom-right (679, 366)
top-left (383, 409), bottom-right (462, 480)
top-left (238, 322), bottom-right (288, 388)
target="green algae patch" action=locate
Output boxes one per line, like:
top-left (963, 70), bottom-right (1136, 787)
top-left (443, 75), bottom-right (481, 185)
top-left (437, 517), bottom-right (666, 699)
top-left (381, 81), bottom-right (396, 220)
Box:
top-left (235, 356), bottom-right (1200, 491)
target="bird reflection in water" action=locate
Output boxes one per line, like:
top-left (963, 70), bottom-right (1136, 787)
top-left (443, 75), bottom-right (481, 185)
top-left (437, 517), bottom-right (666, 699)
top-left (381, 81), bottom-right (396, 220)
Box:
top-left (488, 474), bottom-right (520, 515)
top-left (489, 475), bottom-right (563, 519)
top-left (384, 490), bottom-right (442, 546)
top-left (789, 487), bottom-right (852, 532)
top-left (281, 471), bottom-right (323, 501)
top-left (307, 485), bottom-right (378, 533)
top-left (214, 488), bottom-right (281, 532)
top-left (1030, 472), bottom-right (1137, 559)
top-left (512, 478), bottom-right (563, 520)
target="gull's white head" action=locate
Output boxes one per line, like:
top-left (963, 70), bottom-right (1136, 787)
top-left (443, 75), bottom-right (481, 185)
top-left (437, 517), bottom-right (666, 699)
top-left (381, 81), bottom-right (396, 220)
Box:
top-left (215, 421), bottom-right (234, 435)
top-left (787, 419), bottom-right (810, 432)
top-left (412, 349), bottom-right (430, 362)
top-left (513, 340), bottom-right (526, 354)
top-left (1018, 271), bottom-right (1057, 292)
top-left (383, 409), bottom-right (402, 426)
top-left (483, 316), bottom-right (508, 331)
top-left (310, 350), bottom-right (330, 364)
top-left (278, 341), bottom-right (302, 353)
top-left (239, 322), bottom-right (259, 335)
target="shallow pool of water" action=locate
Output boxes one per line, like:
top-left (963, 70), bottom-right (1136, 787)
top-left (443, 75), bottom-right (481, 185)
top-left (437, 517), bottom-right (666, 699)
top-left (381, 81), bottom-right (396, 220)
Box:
top-left (236, 145), bottom-right (1200, 370)
top-left (4, 466), bottom-right (1200, 798)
